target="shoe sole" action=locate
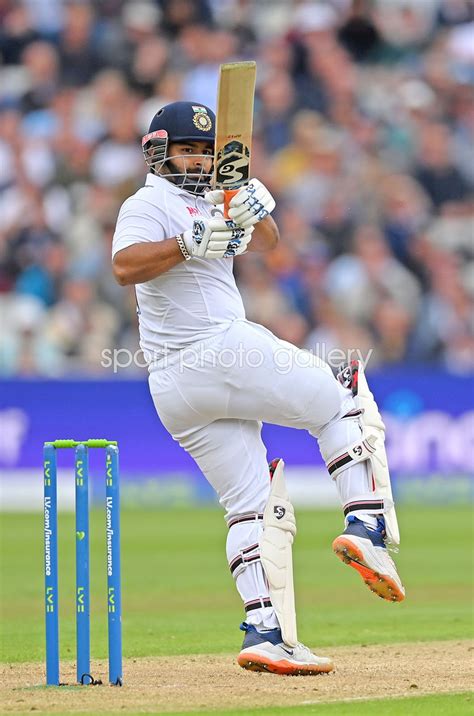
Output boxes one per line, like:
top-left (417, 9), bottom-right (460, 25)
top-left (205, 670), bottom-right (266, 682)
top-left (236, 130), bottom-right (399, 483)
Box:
top-left (237, 653), bottom-right (334, 676)
top-left (332, 536), bottom-right (405, 602)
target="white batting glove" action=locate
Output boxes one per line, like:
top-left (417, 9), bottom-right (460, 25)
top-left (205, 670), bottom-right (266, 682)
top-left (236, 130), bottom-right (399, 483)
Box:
top-left (182, 217), bottom-right (253, 259)
top-left (203, 189), bottom-right (225, 206)
top-left (204, 180), bottom-right (275, 228)
top-left (227, 179), bottom-right (275, 228)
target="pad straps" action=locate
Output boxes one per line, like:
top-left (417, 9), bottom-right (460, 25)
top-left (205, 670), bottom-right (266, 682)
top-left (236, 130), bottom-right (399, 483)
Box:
top-left (326, 435), bottom-right (378, 480)
top-left (244, 597), bottom-right (272, 613)
top-left (227, 512), bottom-right (264, 579)
top-left (228, 542), bottom-right (260, 578)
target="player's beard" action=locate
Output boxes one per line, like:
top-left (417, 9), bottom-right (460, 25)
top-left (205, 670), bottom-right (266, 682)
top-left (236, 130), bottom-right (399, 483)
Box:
top-left (160, 158), bottom-right (212, 195)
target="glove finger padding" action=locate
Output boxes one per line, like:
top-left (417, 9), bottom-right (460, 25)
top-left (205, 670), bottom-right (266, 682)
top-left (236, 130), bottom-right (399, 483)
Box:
top-left (233, 232), bottom-right (252, 256)
top-left (208, 229), bottom-right (244, 242)
top-left (227, 178), bottom-right (275, 228)
top-left (228, 191), bottom-right (267, 222)
top-left (182, 217), bottom-right (254, 260)
top-left (206, 226), bottom-right (254, 259)
top-left (223, 226), bottom-right (254, 257)
top-left (228, 211), bottom-right (265, 230)
top-left (228, 179), bottom-right (267, 207)
top-left (229, 183), bottom-right (268, 211)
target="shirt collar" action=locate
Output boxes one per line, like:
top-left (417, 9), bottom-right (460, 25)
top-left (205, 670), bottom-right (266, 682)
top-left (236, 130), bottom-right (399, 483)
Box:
top-left (145, 172), bottom-right (197, 198)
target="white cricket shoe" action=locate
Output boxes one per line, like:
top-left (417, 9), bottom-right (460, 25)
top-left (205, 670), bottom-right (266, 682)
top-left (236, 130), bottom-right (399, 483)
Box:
top-left (237, 623), bottom-right (335, 675)
top-left (332, 515), bottom-right (405, 602)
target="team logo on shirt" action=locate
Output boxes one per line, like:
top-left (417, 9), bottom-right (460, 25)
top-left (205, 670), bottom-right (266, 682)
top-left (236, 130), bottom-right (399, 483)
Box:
top-left (192, 106), bottom-right (212, 132)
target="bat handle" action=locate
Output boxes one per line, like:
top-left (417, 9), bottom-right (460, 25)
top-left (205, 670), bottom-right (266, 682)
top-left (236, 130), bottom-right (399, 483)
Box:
top-left (223, 189), bottom-right (239, 219)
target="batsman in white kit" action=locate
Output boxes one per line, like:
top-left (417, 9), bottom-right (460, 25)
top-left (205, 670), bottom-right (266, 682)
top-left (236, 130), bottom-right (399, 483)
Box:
top-left (112, 98), bottom-right (405, 676)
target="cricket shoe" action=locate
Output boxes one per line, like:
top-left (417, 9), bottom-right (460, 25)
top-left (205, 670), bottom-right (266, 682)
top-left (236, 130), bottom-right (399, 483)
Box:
top-left (332, 515), bottom-right (405, 602)
top-left (237, 623), bottom-right (335, 676)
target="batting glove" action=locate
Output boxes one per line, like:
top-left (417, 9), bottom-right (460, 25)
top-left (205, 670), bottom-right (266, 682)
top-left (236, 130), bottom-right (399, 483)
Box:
top-left (228, 179), bottom-right (275, 228)
top-left (204, 179), bottom-right (275, 228)
top-left (182, 217), bottom-right (254, 259)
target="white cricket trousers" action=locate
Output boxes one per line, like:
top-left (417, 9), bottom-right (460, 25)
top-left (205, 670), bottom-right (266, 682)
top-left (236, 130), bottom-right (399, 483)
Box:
top-left (149, 319), bottom-right (373, 629)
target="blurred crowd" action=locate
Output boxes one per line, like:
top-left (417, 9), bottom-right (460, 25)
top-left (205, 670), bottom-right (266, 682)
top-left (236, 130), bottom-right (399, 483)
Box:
top-left (0, 0), bottom-right (473, 376)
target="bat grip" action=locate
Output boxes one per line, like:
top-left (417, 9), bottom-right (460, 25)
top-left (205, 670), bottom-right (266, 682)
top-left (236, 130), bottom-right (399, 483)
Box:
top-left (223, 189), bottom-right (239, 218)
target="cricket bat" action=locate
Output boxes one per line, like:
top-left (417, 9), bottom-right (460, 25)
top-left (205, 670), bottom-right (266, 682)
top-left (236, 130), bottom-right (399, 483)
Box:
top-left (214, 61), bottom-right (257, 217)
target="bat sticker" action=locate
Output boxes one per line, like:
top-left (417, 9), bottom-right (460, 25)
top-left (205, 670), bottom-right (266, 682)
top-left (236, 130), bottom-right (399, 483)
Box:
top-left (215, 141), bottom-right (250, 188)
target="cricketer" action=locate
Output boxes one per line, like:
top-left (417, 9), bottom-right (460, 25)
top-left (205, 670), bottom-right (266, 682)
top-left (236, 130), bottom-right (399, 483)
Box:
top-left (112, 100), bottom-right (405, 675)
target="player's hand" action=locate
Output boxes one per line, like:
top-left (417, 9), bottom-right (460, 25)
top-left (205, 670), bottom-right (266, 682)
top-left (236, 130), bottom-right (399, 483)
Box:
top-left (203, 189), bottom-right (225, 207)
top-left (182, 217), bottom-right (253, 259)
top-left (227, 179), bottom-right (275, 228)
top-left (204, 180), bottom-right (275, 228)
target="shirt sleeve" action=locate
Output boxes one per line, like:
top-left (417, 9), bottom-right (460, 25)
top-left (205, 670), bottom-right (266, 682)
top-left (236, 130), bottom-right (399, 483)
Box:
top-left (112, 196), bottom-right (168, 258)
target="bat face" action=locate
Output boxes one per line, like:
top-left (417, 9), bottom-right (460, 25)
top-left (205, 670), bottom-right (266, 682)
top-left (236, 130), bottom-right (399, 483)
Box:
top-left (214, 61), bottom-right (257, 194)
top-left (215, 140), bottom-right (251, 189)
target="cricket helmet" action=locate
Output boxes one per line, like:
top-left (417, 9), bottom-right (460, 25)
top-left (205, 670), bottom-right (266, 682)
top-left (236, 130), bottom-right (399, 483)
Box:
top-left (142, 101), bottom-right (215, 194)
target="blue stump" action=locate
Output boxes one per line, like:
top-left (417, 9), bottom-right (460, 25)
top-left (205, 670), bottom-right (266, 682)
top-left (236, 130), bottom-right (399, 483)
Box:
top-left (105, 445), bottom-right (122, 685)
top-left (75, 444), bottom-right (91, 684)
top-left (44, 444), bottom-right (59, 686)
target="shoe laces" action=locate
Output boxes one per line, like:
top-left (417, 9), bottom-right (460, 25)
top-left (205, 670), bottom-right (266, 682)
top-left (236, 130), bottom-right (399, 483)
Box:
top-left (293, 641), bottom-right (315, 659)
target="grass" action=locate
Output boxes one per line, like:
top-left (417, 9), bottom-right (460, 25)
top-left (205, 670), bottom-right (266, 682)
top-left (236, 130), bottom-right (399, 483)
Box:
top-left (170, 692), bottom-right (474, 715)
top-left (0, 506), bottom-right (472, 664)
top-left (5, 693), bottom-right (474, 716)
top-left (165, 692), bottom-right (474, 715)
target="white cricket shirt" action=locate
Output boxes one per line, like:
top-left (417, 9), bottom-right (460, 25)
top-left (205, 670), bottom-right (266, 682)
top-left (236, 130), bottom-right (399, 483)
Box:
top-left (112, 173), bottom-right (246, 369)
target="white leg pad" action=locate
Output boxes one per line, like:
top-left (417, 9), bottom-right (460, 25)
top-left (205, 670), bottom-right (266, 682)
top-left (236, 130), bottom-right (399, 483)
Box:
top-left (338, 361), bottom-right (400, 549)
top-left (260, 459), bottom-right (298, 647)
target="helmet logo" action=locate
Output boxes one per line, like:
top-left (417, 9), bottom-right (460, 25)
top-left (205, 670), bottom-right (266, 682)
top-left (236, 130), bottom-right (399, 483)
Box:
top-left (192, 106), bottom-right (212, 132)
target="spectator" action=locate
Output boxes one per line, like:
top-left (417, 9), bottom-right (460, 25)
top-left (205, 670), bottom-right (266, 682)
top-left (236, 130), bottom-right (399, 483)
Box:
top-left (282, 127), bottom-right (345, 224)
top-left (306, 295), bottom-right (375, 371)
top-left (338, 0), bottom-right (382, 63)
top-left (0, 3), bottom-right (39, 65)
top-left (90, 96), bottom-right (142, 187)
top-left (0, 294), bottom-right (64, 376)
top-left (324, 225), bottom-right (421, 324)
top-left (315, 192), bottom-right (355, 258)
top-left (411, 247), bottom-right (474, 372)
top-left (258, 71), bottom-right (297, 153)
top-left (160, 0), bottom-right (213, 39)
top-left (58, 2), bottom-right (103, 86)
top-left (270, 110), bottom-right (324, 192)
top-left (379, 173), bottom-right (431, 271)
top-left (0, 1), bottom-right (472, 375)
top-left (180, 27), bottom-right (238, 110)
top-left (20, 41), bottom-right (59, 113)
top-left (99, 1), bottom-right (162, 74)
top-left (129, 36), bottom-right (169, 97)
top-left (45, 277), bottom-right (119, 371)
top-left (414, 122), bottom-right (472, 209)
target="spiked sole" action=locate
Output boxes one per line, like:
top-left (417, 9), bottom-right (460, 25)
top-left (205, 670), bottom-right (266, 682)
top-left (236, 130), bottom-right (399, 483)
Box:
top-left (332, 536), bottom-right (405, 602)
top-left (237, 653), bottom-right (334, 675)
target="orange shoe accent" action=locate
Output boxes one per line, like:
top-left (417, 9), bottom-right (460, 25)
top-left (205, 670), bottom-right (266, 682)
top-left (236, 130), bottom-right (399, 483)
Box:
top-left (332, 536), bottom-right (405, 602)
top-left (237, 652), bottom-right (334, 676)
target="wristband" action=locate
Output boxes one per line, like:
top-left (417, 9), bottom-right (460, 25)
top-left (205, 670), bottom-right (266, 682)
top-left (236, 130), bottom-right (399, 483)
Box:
top-left (176, 233), bottom-right (191, 261)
